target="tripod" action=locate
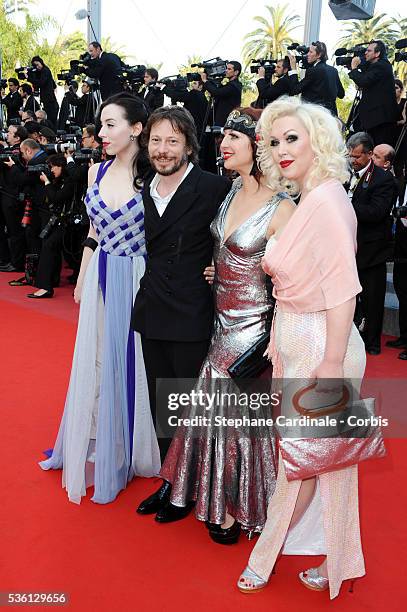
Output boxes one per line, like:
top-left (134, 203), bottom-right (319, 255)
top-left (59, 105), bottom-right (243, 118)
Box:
top-left (345, 88), bottom-right (362, 136)
top-left (200, 94), bottom-right (224, 175)
top-left (395, 122), bottom-right (407, 157)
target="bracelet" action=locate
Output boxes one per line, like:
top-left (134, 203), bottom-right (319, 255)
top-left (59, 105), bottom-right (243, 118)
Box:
top-left (82, 237), bottom-right (98, 251)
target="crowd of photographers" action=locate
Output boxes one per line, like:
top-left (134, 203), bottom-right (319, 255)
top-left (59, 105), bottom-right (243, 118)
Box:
top-left (0, 37), bottom-right (406, 357)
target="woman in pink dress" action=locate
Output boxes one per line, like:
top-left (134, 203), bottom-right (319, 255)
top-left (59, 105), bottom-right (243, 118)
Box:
top-left (237, 97), bottom-right (366, 599)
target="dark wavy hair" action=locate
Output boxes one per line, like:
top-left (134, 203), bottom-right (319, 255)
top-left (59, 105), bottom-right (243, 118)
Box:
top-left (228, 106), bottom-right (263, 182)
top-left (142, 105), bottom-right (199, 165)
top-left (96, 92), bottom-right (151, 187)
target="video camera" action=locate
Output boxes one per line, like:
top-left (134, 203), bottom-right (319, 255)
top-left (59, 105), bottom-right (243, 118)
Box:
top-left (74, 148), bottom-right (102, 163)
top-left (158, 74), bottom-right (189, 94)
top-left (14, 65), bottom-right (37, 80)
top-left (117, 64), bottom-right (146, 91)
top-left (395, 38), bottom-right (407, 63)
top-left (334, 43), bottom-right (367, 68)
top-left (0, 148), bottom-right (20, 163)
top-left (191, 58), bottom-right (228, 81)
top-left (250, 58), bottom-right (277, 80)
top-left (287, 43), bottom-right (310, 68)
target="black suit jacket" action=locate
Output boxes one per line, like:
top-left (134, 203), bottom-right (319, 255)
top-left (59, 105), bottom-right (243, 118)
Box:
top-left (164, 88), bottom-right (208, 139)
top-left (255, 74), bottom-right (290, 108)
top-left (24, 95), bottom-right (40, 114)
top-left (289, 61), bottom-right (344, 116)
top-left (349, 59), bottom-right (399, 130)
top-left (131, 165), bottom-right (231, 341)
top-left (138, 83), bottom-right (164, 112)
top-left (3, 91), bottom-right (23, 123)
top-left (28, 66), bottom-right (58, 108)
top-left (203, 79), bottom-right (242, 126)
top-left (85, 53), bottom-right (123, 100)
top-left (351, 162), bottom-right (398, 269)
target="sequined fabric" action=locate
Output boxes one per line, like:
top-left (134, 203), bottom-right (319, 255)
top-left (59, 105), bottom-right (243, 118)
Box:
top-left (248, 253), bottom-right (367, 598)
top-left (160, 181), bottom-right (288, 529)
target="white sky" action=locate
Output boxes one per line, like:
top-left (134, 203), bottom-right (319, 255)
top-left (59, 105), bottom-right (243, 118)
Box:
top-left (29, 0), bottom-right (406, 75)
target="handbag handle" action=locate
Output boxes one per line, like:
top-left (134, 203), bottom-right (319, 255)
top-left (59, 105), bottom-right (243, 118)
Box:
top-left (292, 382), bottom-right (350, 417)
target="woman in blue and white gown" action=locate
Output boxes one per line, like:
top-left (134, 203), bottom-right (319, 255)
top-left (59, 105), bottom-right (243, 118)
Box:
top-left (39, 94), bottom-right (160, 504)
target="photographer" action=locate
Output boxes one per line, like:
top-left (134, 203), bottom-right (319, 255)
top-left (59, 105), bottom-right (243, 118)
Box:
top-left (67, 81), bottom-right (96, 127)
top-left (84, 41), bottom-right (123, 100)
top-left (18, 83), bottom-right (40, 115)
top-left (139, 68), bottom-right (164, 112)
top-left (38, 126), bottom-right (57, 146)
top-left (26, 56), bottom-right (59, 129)
top-left (21, 109), bottom-right (36, 124)
top-left (4, 138), bottom-right (48, 267)
top-left (348, 40), bottom-right (399, 145)
top-left (288, 41), bottom-right (345, 116)
top-left (57, 81), bottom-right (79, 131)
top-left (27, 155), bottom-right (75, 299)
top-left (201, 61), bottom-right (242, 126)
top-left (35, 109), bottom-right (55, 129)
top-left (0, 125), bottom-right (28, 272)
top-left (162, 80), bottom-right (207, 139)
top-left (24, 121), bottom-right (41, 143)
top-left (347, 131), bottom-right (398, 354)
top-left (255, 57), bottom-right (291, 108)
top-left (2, 78), bottom-right (22, 125)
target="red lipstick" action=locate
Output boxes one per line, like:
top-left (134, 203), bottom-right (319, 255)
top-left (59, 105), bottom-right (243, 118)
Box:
top-left (280, 160), bottom-right (293, 168)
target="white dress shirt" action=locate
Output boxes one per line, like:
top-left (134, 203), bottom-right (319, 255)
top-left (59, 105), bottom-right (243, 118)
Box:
top-left (150, 162), bottom-right (194, 217)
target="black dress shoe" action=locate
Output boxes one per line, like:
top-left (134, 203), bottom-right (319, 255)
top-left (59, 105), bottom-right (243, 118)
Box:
top-left (398, 350), bottom-right (407, 360)
top-left (155, 501), bottom-right (195, 523)
top-left (208, 520), bottom-right (241, 545)
top-left (386, 338), bottom-right (407, 349)
top-left (136, 481), bottom-right (172, 515)
top-left (27, 290), bottom-right (54, 299)
top-left (367, 347), bottom-right (381, 356)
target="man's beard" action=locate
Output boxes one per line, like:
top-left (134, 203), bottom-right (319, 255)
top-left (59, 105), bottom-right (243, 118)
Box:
top-left (150, 152), bottom-right (189, 176)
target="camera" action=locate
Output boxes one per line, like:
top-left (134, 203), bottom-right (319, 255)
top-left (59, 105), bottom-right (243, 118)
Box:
top-left (0, 148), bottom-right (20, 163)
top-left (250, 58), bottom-right (277, 80)
top-left (27, 163), bottom-right (50, 175)
top-left (334, 44), bottom-right (367, 68)
top-left (74, 148), bottom-right (102, 163)
top-left (394, 206), bottom-right (407, 220)
top-left (43, 142), bottom-right (77, 154)
top-left (14, 65), bottom-right (36, 80)
top-left (117, 64), bottom-right (146, 91)
top-left (158, 74), bottom-right (189, 93)
top-left (287, 43), bottom-right (310, 68)
top-left (0, 78), bottom-right (8, 89)
top-left (395, 38), bottom-right (407, 63)
top-left (39, 214), bottom-right (59, 239)
top-left (191, 58), bottom-right (228, 81)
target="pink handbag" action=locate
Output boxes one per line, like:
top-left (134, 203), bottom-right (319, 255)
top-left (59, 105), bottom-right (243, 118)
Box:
top-left (278, 383), bottom-right (386, 481)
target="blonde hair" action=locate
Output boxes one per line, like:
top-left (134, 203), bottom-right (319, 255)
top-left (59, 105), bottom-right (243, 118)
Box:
top-left (256, 96), bottom-right (350, 195)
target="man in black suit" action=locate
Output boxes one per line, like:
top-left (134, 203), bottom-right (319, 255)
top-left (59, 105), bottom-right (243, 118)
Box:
top-left (84, 41), bottom-right (123, 100)
top-left (2, 78), bottom-right (23, 125)
top-left (138, 68), bottom-right (164, 112)
top-left (162, 80), bottom-right (207, 141)
top-left (19, 83), bottom-right (40, 116)
top-left (201, 61), bottom-right (242, 127)
top-left (347, 132), bottom-right (399, 354)
top-left (288, 41), bottom-right (345, 116)
top-left (348, 40), bottom-right (399, 146)
top-left (254, 57), bottom-right (291, 108)
top-left (132, 106), bottom-right (230, 521)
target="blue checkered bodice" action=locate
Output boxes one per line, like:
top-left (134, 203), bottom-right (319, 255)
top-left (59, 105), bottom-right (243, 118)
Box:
top-left (84, 160), bottom-right (146, 258)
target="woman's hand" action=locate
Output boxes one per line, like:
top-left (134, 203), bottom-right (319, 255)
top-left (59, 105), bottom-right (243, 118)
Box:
top-left (39, 172), bottom-right (49, 184)
top-left (73, 281), bottom-right (83, 304)
top-left (310, 360), bottom-right (344, 393)
top-left (203, 265), bottom-right (215, 285)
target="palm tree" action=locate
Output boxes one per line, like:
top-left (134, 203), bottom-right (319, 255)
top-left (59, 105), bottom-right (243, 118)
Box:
top-left (336, 12), bottom-right (398, 53)
top-left (242, 3), bottom-right (301, 67)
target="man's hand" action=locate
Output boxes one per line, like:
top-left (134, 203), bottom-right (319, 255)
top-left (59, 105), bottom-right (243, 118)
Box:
top-left (288, 52), bottom-right (297, 70)
top-left (4, 157), bottom-right (15, 167)
top-left (200, 72), bottom-right (208, 83)
top-left (351, 56), bottom-right (361, 70)
top-left (257, 66), bottom-right (266, 79)
top-left (203, 265), bottom-right (215, 285)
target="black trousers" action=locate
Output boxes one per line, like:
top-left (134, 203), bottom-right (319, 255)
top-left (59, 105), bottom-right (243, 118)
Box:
top-left (393, 260), bottom-right (407, 342)
top-left (1, 194), bottom-right (25, 269)
top-left (140, 336), bottom-right (210, 461)
top-left (35, 226), bottom-right (63, 291)
top-left (358, 263), bottom-right (387, 350)
top-left (367, 123), bottom-right (396, 147)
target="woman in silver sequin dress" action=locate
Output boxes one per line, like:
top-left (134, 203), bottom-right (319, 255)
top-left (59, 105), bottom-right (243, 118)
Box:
top-left (160, 108), bottom-right (295, 540)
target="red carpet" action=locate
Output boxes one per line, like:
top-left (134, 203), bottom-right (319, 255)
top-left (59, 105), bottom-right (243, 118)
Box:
top-left (0, 274), bottom-right (406, 611)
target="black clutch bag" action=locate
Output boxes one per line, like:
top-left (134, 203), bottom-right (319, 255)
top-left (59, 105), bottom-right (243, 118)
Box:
top-left (227, 330), bottom-right (272, 379)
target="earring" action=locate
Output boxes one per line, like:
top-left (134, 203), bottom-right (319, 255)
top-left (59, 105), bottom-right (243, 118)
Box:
top-left (130, 134), bottom-right (137, 142)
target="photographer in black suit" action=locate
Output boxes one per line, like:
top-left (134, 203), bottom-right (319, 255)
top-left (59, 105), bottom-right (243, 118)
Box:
top-left (2, 78), bottom-right (22, 125)
top-left (139, 68), bottom-right (164, 112)
top-left (288, 41), bottom-right (345, 116)
top-left (347, 132), bottom-right (398, 354)
top-left (26, 56), bottom-right (59, 129)
top-left (84, 41), bottom-right (123, 100)
top-left (201, 61), bottom-right (242, 126)
top-left (348, 40), bottom-right (399, 146)
top-left (161, 80), bottom-right (207, 140)
top-left (132, 106), bottom-right (230, 520)
top-left (19, 83), bottom-right (40, 116)
top-left (254, 57), bottom-right (291, 108)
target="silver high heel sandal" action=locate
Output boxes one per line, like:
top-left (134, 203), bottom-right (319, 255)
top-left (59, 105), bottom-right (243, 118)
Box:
top-left (237, 566), bottom-right (268, 593)
top-left (299, 568), bottom-right (329, 592)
